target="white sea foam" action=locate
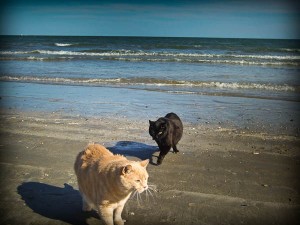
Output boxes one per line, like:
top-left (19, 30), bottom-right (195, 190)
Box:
top-left (1, 49), bottom-right (299, 66)
top-left (0, 76), bottom-right (296, 92)
top-left (0, 51), bottom-right (30, 55)
top-left (1, 50), bottom-right (299, 60)
top-left (279, 48), bottom-right (300, 53)
top-left (26, 56), bottom-right (45, 61)
top-left (54, 43), bottom-right (73, 47)
top-left (195, 81), bottom-right (296, 92)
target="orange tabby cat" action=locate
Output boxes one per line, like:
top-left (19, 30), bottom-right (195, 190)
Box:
top-left (74, 143), bottom-right (149, 225)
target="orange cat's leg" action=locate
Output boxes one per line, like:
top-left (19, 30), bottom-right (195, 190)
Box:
top-left (114, 204), bottom-right (126, 225)
top-left (99, 205), bottom-right (114, 225)
top-left (82, 198), bottom-right (92, 212)
top-left (81, 194), bottom-right (92, 212)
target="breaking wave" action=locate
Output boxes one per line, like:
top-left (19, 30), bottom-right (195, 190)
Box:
top-left (54, 43), bottom-right (74, 47)
top-left (0, 75), bottom-right (297, 92)
top-left (1, 50), bottom-right (299, 66)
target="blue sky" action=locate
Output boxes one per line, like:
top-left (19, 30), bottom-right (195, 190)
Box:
top-left (1, 0), bottom-right (299, 39)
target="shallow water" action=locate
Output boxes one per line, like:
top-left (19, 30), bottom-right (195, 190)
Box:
top-left (1, 81), bottom-right (299, 135)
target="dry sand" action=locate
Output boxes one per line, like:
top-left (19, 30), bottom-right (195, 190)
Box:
top-left (0, 110), bottom-right (299, 225)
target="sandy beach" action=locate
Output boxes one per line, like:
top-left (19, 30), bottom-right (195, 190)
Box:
top-left (0, 109), bottom-right (299, 225)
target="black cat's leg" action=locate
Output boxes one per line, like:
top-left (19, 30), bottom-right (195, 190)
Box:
top-left (173, 144), bottom-right (179, 154)
top-left (157, 146), bottom-right (170, 165)
top-left (157, 153), bottom-right (165, 165)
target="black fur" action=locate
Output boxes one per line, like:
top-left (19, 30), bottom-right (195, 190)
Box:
top-left (149, 112), bottom-right (183, 165)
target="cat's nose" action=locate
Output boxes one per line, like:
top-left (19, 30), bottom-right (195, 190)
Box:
top-left (144, 185), bottom-right (148, 190)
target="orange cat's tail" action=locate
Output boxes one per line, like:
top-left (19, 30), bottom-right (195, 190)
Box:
top-left (76, 143), bottom-right (113, 169)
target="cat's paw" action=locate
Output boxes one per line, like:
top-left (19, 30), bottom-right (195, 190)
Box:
top-left (114, 219), bottom-right (126, 225)
top-left (157, 158), bottom-right (163, 165)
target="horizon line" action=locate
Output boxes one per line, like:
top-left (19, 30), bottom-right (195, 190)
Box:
top-left (0, 34), bottom-right (299, 41)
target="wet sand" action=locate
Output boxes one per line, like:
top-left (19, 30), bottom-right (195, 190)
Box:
top-left (0, 110), bottom-right (299, 225)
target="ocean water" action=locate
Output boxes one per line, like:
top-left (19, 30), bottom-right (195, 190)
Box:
top-left (0, 36), bottom-right (299, 135)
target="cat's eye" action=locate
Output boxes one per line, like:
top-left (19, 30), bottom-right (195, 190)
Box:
top-left (135, 180), bottom-right (141, 183)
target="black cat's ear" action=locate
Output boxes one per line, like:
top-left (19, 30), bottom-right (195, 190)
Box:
top-left (149, 120), bottom-right (153, 125)
top-left (122, 165), bottom-right (132, 175)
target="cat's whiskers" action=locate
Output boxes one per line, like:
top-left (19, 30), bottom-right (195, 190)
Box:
top-left (136, 191), bottom-right (142, 206)
top-left (145, 188), bottom-right (156, 203)
top-left (131, 189), bottom-right (139, 201)
top-left (148, 184), bottom-right (157, 192)
top-left (130, 190), bottom-right (142, 206)
top-left (130, 184), bottom-right (157, 206)
top-left (145, 189), bottom-right (150, 202)
top-left (146, 188), bottom-right (154, 198)
top-left (139, 192), bottom-right (143, 204)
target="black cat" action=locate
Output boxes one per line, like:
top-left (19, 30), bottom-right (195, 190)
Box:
top-left (149, 112), bottom-right (183, 165)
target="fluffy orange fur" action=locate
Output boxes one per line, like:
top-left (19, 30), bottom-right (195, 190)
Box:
top-left (74, 143), bottom-right (149, 225)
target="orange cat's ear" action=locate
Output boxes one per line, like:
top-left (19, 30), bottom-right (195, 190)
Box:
top-left (140, 159), bottom-right (149, 167)
top-left (122, 165), bottom-right (132, 175)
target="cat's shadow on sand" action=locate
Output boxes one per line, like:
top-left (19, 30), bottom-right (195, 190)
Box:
top-left (17, 141), bottom-right (159, 225)
top-left (17, 182), bottom-right (98, 225)
top-left (107, 141), bottom-right (159, 165)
